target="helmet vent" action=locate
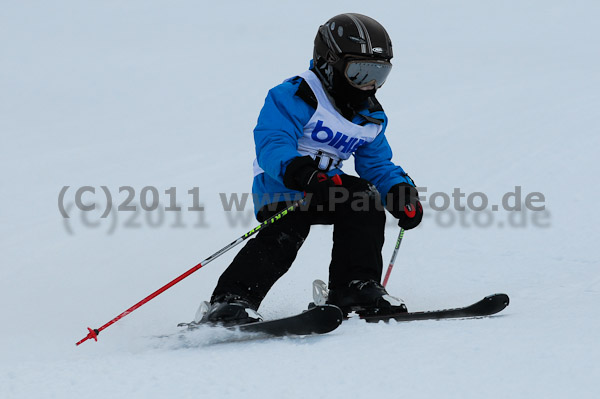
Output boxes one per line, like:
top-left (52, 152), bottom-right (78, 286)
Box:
top-left (326, 50), bottom-right (338, 64)
top-left (348, 35), bottom-right (367, 44)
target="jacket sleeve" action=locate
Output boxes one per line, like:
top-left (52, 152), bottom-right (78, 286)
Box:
top-left (354, 119), bottom-right (414, 204)
top-left (254, 80), bottom-right (315, 181)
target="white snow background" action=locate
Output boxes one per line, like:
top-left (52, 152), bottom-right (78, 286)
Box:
top-left (1, 1), bottom-right (598, 398)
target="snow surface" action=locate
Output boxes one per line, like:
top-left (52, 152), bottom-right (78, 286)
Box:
top-left (1, 1), bottom-right (599, 398)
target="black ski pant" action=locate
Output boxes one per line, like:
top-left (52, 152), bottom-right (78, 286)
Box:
top-left (211, 175), bottom-right (386, 309)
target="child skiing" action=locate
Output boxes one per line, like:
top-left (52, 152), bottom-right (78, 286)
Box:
top-left (200, 13), bottom-right (423, 325)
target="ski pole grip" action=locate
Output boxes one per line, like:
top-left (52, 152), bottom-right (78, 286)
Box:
top-left (331, 174), bottom-right (342, 186)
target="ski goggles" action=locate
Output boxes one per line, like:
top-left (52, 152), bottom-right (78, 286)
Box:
top-left (344, 59), bottom-right (393, 89)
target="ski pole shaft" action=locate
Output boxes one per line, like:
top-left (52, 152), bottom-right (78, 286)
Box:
top-left (76, 199), bottom-right (304, 346)
top-left (382, 228), bottom-right (404, 287)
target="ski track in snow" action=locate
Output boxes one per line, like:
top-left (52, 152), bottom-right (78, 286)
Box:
top-left (1, 1), bottom-right (599, 398)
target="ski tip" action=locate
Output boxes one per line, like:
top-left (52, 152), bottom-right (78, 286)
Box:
top-left (312, 305), bottom-right (344, 332)
top-left (319, 304), bottom-right (344, 320)
top-left (485, 293), bottom-right (509, 305)
top-left (483, 293), bottom-right (510, 314)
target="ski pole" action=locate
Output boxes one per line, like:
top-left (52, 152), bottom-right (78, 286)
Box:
top-left (75, 198), bottom-right (304, 346)
top-left (382, 228), bottom-right (404, 287)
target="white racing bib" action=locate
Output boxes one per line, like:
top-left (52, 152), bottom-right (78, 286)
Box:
top-left (254, 69), bottom-right (383, 176)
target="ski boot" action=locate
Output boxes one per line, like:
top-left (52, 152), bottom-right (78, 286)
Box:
top-left (195, 294), bottom-right (262, 327)
top-left (327, 280), bottom-right (408, 317)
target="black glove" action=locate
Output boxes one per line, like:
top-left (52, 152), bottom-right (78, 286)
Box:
top-left (283, 156), bottom-right (342, 204)
top-left (386, 183), bottom-right (423, 230)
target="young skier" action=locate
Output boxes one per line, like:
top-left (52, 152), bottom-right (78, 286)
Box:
top-left (200, 13), bottom-right (423, 325)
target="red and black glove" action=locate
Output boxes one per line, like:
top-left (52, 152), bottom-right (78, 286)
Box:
top-left (283, 156), bottom-right (342, 204)
top-left (386, 183), bottom-right (423, 230)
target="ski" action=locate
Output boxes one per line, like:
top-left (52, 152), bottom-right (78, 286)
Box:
top-left (178, 304), bottom-right (344, 337)
top-left (359, 293), bottom-right (510, 323)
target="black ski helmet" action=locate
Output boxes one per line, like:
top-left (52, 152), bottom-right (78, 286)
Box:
top-left (313, 13), bottom-right (393, 93)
